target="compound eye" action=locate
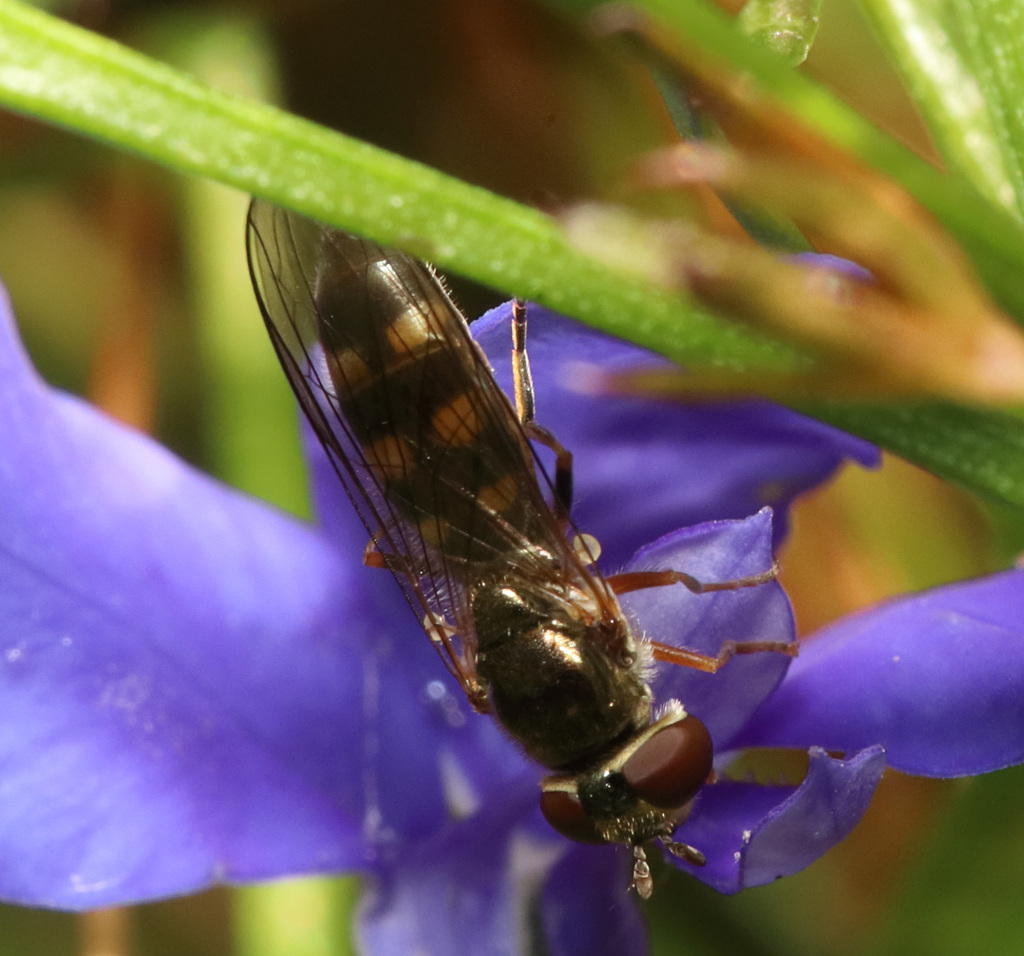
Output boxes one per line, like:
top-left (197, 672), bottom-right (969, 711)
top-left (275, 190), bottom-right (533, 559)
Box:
top-left (539, 788), bottom-right (607, 844)
top-left (622, 715), bottom-right (713, 810)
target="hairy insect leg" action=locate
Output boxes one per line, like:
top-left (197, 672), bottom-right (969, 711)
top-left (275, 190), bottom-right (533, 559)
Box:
top-left (607, 561), bottom-right (781, 596)
top-left (511, 298), bottom-right (574, 520)
top-left (609, 561), bottom-right (795, 671)
top-left (525, 421), bottom-right (574, 527)
top-left (649, 638), bottom-right (797, 673)
top-left (511, 298), bottom-right (535, 426)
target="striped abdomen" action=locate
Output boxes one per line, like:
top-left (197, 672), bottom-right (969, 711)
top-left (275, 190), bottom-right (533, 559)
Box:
top-left (312, 235), bottom-right (548, 568)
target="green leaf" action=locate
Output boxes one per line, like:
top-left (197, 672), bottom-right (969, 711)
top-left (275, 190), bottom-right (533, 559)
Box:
top-left (167, 12), bottom-right (311, 517)
top-left (2, 0), bottom-right (1024, 511)
top-left (859, 0), bottom-right (1024, 219)
top-left (806, 401), bottom-right (1024, 510)
top-left (0, 0), bottom-right (788, 373)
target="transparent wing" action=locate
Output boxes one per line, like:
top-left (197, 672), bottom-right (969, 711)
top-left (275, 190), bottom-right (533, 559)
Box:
top-left (246, 199), bottom-right (579, 696)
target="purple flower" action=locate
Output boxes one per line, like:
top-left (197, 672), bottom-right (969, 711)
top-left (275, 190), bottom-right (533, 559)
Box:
top-left (1, 285), bottom-right (1021, 955)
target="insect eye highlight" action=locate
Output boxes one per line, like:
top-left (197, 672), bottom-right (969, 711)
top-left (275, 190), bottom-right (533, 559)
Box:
top-left (622, 715), bottom-right (713, 810)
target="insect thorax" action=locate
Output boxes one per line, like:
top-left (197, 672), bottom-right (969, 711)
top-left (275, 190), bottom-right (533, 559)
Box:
top-left (471, 574), bottom-right (652, 771)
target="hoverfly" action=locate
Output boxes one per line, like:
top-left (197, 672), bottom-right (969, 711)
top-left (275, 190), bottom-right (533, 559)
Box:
top-left (245, 200), bottom-right (794, 897)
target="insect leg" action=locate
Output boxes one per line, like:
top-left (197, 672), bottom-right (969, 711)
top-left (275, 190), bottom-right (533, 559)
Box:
top-left (511, 298), bottom-right (574, 520)
top-left (611, 561), bottom-right (795, 670)
top-left (511, 298), bottom-right (535, 426)
top-left (606, 561), bottom-right (781, 595)
top-left (363, 537), bottom-right (417, 574)
top-left (649, 637), bottom-right (797, 672)
top-left (363, 539), bottom-right (391, 570)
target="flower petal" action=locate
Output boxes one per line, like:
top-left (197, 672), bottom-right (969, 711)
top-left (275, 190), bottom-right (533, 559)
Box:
top-left (540, 844), bottom-right (647, 956)
top-left (358, 780), bottom-right (556, 956)
top-left (472, 304), bottom-right (878, 565)
top-left (0, 286), bottom-right (449, 906)
top-left (672, 746), bottom-right (886, 893)
top-left (739, 746), bottom-right (885, 888)
top-left (619, 509), bottom-right (796, 747)
top-left (737, 570), bottom-right (1024, 776)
